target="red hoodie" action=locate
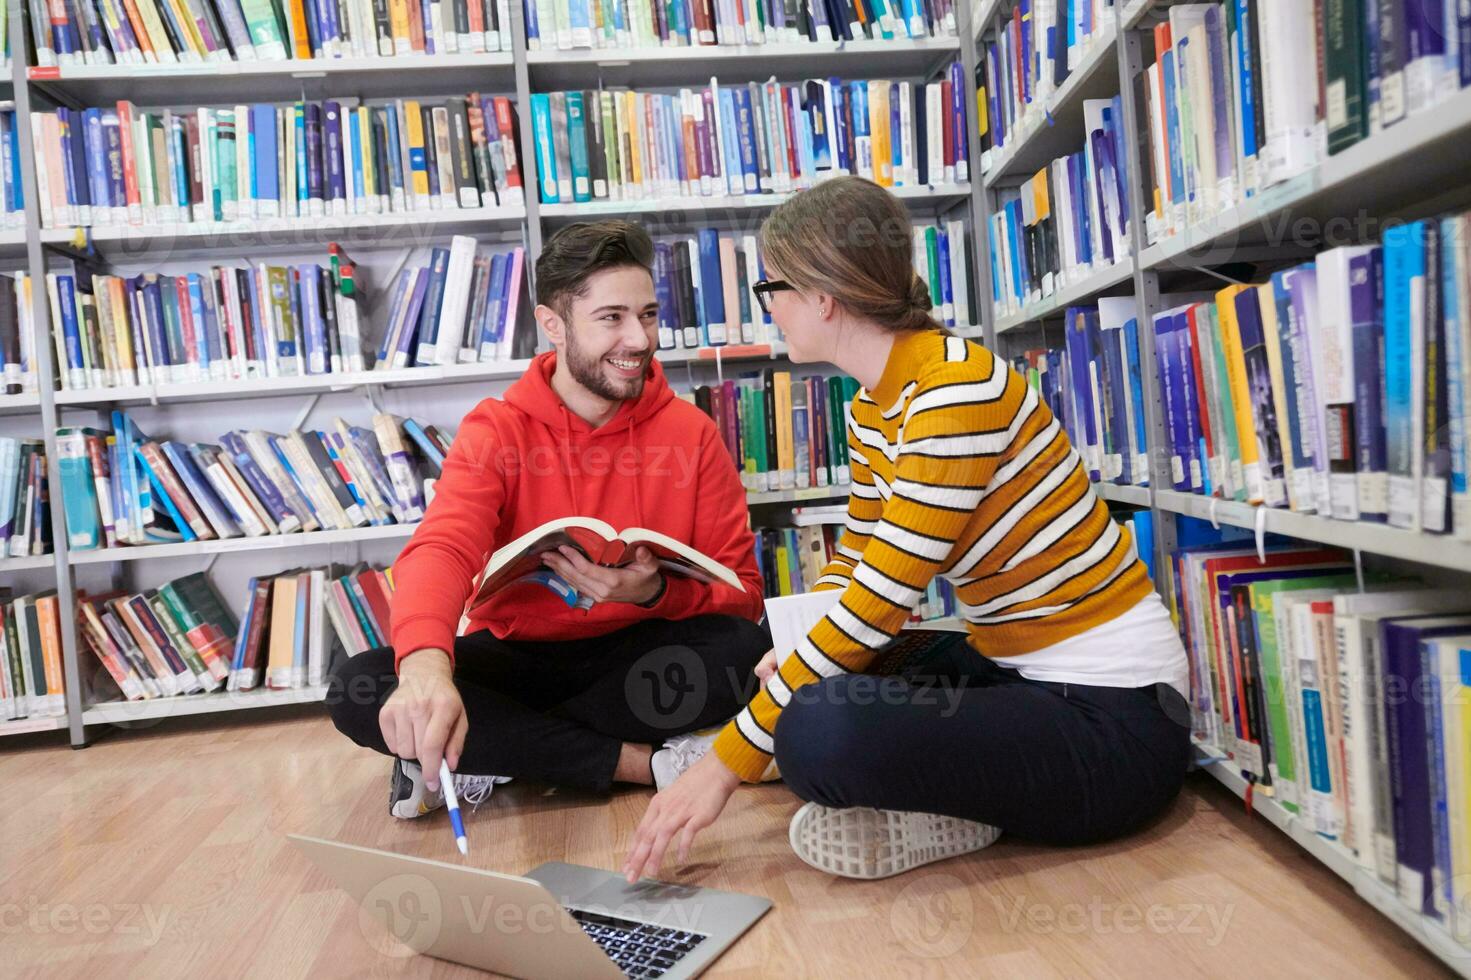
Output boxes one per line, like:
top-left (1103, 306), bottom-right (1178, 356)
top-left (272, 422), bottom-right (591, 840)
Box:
top-left (389, 351), bottom-right (765, 668)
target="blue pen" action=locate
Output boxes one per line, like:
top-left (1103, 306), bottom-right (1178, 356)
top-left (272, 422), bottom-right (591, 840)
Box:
top-left (440, 759), bottom-right (468, 855)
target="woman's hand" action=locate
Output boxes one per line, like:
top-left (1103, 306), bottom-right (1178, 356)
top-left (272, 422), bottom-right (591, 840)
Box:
top-left (623, 752), bottom-right (742, 883)
top-left (754, 648), bottom-right (778, 685)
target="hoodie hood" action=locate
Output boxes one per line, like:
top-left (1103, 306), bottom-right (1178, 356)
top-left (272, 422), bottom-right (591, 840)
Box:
top-left (503, 350), bottom-right (675, 436)
top-left (501, 349), bottom-right (675, 526)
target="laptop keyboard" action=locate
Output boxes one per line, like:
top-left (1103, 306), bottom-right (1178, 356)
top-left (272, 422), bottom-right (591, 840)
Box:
top-left (567, 907), bottom-right (708, 978)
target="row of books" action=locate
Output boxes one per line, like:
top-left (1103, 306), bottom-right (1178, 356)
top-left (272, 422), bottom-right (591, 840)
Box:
top-left (26, 0), bottom-right (515, 65)
top-left (988, 95), bottom-right (1131, 317)
top-left (0, 274), bottom-right (37, 394)
top-left (523, 0), bottom-right (960, 49)
top-left (0, 106), bottom-right (24, 226)
top-left (0, 437), bottom-right (51, 558)
top-left (1139, 3), bottom-right (1471, 246)
top-left (32, 93), bottom-right (524, 230)
top-left (377, 238), bottom-right (529, 369)
top-left (1, 590), bottom-right (66, 720)
top-left (686, 369), bottom-right (858, 493)
top-left (1013, 297), bottom-right (1150, 488)
top-left (1168, 541), bottom-right (1471, 938)
top-left (975, 0), bottom-right (1115, 162)
top-left (1151, 210), bottom-right (1471, 541)
top-left (57, 410), bottom-right (446, 550)
top-left (79, 564), bottom-right (390, 705)
top-left (528, 68), bottom-right (968, 204)
top-left (753, 511), bottom-right (958, 623)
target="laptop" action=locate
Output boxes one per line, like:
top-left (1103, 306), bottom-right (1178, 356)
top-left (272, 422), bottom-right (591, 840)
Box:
top-left (290, 835), bottom-right (771, 979)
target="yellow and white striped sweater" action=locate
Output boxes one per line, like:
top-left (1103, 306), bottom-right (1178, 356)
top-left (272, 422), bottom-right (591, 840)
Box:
top-left (712, 329), bottom-right (1152, 781)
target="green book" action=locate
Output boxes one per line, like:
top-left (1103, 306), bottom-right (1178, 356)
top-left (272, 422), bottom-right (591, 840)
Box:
top-left (1323, 0), bottom-right (1368, 154)
top-left (1247, 573), bottom-right (1358, 814)
top-left (147, 593), bottom-right (214, 689)
top-left (1205, 302), bottom-right (1246, 501)
top-left (924, 227), bottom-right (941, 307)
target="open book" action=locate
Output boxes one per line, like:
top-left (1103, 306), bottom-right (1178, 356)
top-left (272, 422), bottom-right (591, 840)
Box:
top-left (469, 517), bottom-right (744, 612)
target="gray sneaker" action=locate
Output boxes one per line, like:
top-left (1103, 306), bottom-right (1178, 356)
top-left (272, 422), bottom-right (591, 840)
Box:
top-left (388, 759), bottom-right (512, 819)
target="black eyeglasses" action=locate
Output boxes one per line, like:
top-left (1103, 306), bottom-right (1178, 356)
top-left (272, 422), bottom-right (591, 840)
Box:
top-left (752, 279), bottom-right (794, 315)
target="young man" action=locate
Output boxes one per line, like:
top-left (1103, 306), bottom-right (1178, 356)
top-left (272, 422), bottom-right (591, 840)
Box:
top-left (327, 221), bottom-right (768, 818)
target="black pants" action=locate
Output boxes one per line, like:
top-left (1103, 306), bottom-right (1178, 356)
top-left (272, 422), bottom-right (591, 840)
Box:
top-left (327, 614), bottom-right (770, 793)
top-left (773, 633), bottom-right (1192, 845)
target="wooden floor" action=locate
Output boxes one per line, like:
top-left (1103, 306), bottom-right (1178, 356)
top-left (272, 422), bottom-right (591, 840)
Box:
top-left (0, 707), bottom-right (1454, 979)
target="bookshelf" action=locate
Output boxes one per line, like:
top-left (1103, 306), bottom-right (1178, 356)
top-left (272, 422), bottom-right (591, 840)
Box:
top-left (969, 3), bottom-right (1471, 975)
top-left (1, 0), bottom-right (986, 753)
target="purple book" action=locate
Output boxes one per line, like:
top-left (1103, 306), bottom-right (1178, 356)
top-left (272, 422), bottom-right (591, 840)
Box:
top-left (323, 101), bottom-right (346, 210)
top-left (701, 89), bottom-right (723, 187)
top-left (1382, 615), bottom-right (1471, 917)
top-left (393, 269), bottom-right (431, 367)
top-left (219, 431), bottom-right (297, 531)
top-left (949, 60), bottom-right (968, 182)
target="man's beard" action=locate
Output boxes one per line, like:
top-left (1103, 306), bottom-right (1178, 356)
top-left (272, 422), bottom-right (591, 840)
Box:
top-left (565, 325), bottom-right (646, 402)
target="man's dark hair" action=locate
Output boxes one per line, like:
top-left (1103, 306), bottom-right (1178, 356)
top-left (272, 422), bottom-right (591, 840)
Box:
top-left (535, 221), bottom-right (655, 320)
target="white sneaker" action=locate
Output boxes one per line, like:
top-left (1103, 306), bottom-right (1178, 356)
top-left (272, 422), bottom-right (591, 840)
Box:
top-left (788, 802), bottom-right (1001, 879)
top-left (389, 760), bottom-right (511, 820)
top-left (650, 731), bottom-right (719, 791)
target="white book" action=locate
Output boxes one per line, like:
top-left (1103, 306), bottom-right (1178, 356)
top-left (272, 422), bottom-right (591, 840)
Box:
top-left (196, 108), bottom-right (216, 224)
top-left (897, 82), bottom-right (914, 186)
top-left (1257, 0), bottom-right (1318, 188)
top-left (435, 236), bottom-right (480, 365)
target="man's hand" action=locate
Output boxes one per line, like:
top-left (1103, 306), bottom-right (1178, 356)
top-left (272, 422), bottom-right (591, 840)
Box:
top-left (380, 648), bottom-right (468, 791)
top-left (542, 544), bottom-right (664, 606)
top-left (623, 752), bottom-right (742, 884)
top-left (754, 648), bottom-right (778, 684)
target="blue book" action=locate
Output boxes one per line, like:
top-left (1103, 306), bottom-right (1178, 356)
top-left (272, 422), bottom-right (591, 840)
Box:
top-left (267, 435), bottom-right (318, 525)
top-left (82, 109), bottom-right (109, 218)
top-left (374, 268), bottom-right (413, 365)
top-left (733, 87), bottom-right (759, 193)
top-left (477, 252), bottom-right (511, 354)
top-left (401, 418), bottom-right (445, 472)
top-left (1065, 307), bottom-right (1102, 481)
top-left (253, 104), bottom-right (279, 215)
top-left (1383, 222), bottom-right (1423, 527)
top-left (1383, 615), bottom-right (1471, 916)
top-left (1122, 318), bottom-right (1149, 486)
top-left (1444, 217), bottom-right (1468, 531)
top-left (888, 81), bottom-right (902, 179)
top-left (185, 274), bottom-right (214, 377)
top-left (56, 430), bottom-right (100, 549)
top-left (293, 105), bottom-right (309, 211)
top-left (299, 265), bottom-right (328, 374)
top-left (162, 441), bottom-right (236, 538)
top-left (829, 80), bottom-right (851, 176)
top-left (3, 110), bottom-right (21, 211)
top-left (696, 229), bottom-right (727, 345)
top-left (1269, 271), bottom-right (1315, 505)
top-left (1150, 310), bottom-right (1187, 491)
top-left (849, 81), bottom-right (870, 176)
top-left (139, 277), bottom-right (169, 378)
top-left (652, 243), bottom-right (676, 350)
top-left (718, 88), bottom-right (743, 194)
top-left (395, 269), bottom-right (431, 367)
top-left (1349, 246), bottom-right (1389, 522)
top-left (220, 431), bottom-right (296, 531)
top-left (55, 275), bottom-right (84, 386)
top-left (323, 101), bottom-right (346, 210)
top-left (530, 94), bottom-right (559, 203)
top-left (566, 91), bottom-right (591, 202)
top-left (414, 248), bottom-right (451, 366)
top-left (1161, 49), bottom-right (1185, 217)
top-left (382, 107), bottom-right (405, 204)
top-left (1103, 324), bottom-right (1131, 484)
top-left (935, 229), bottom-right (954, 328)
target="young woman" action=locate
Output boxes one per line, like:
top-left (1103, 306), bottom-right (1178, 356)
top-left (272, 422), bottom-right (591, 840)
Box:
top-left (624, 176), bottom-right (1191, 882)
